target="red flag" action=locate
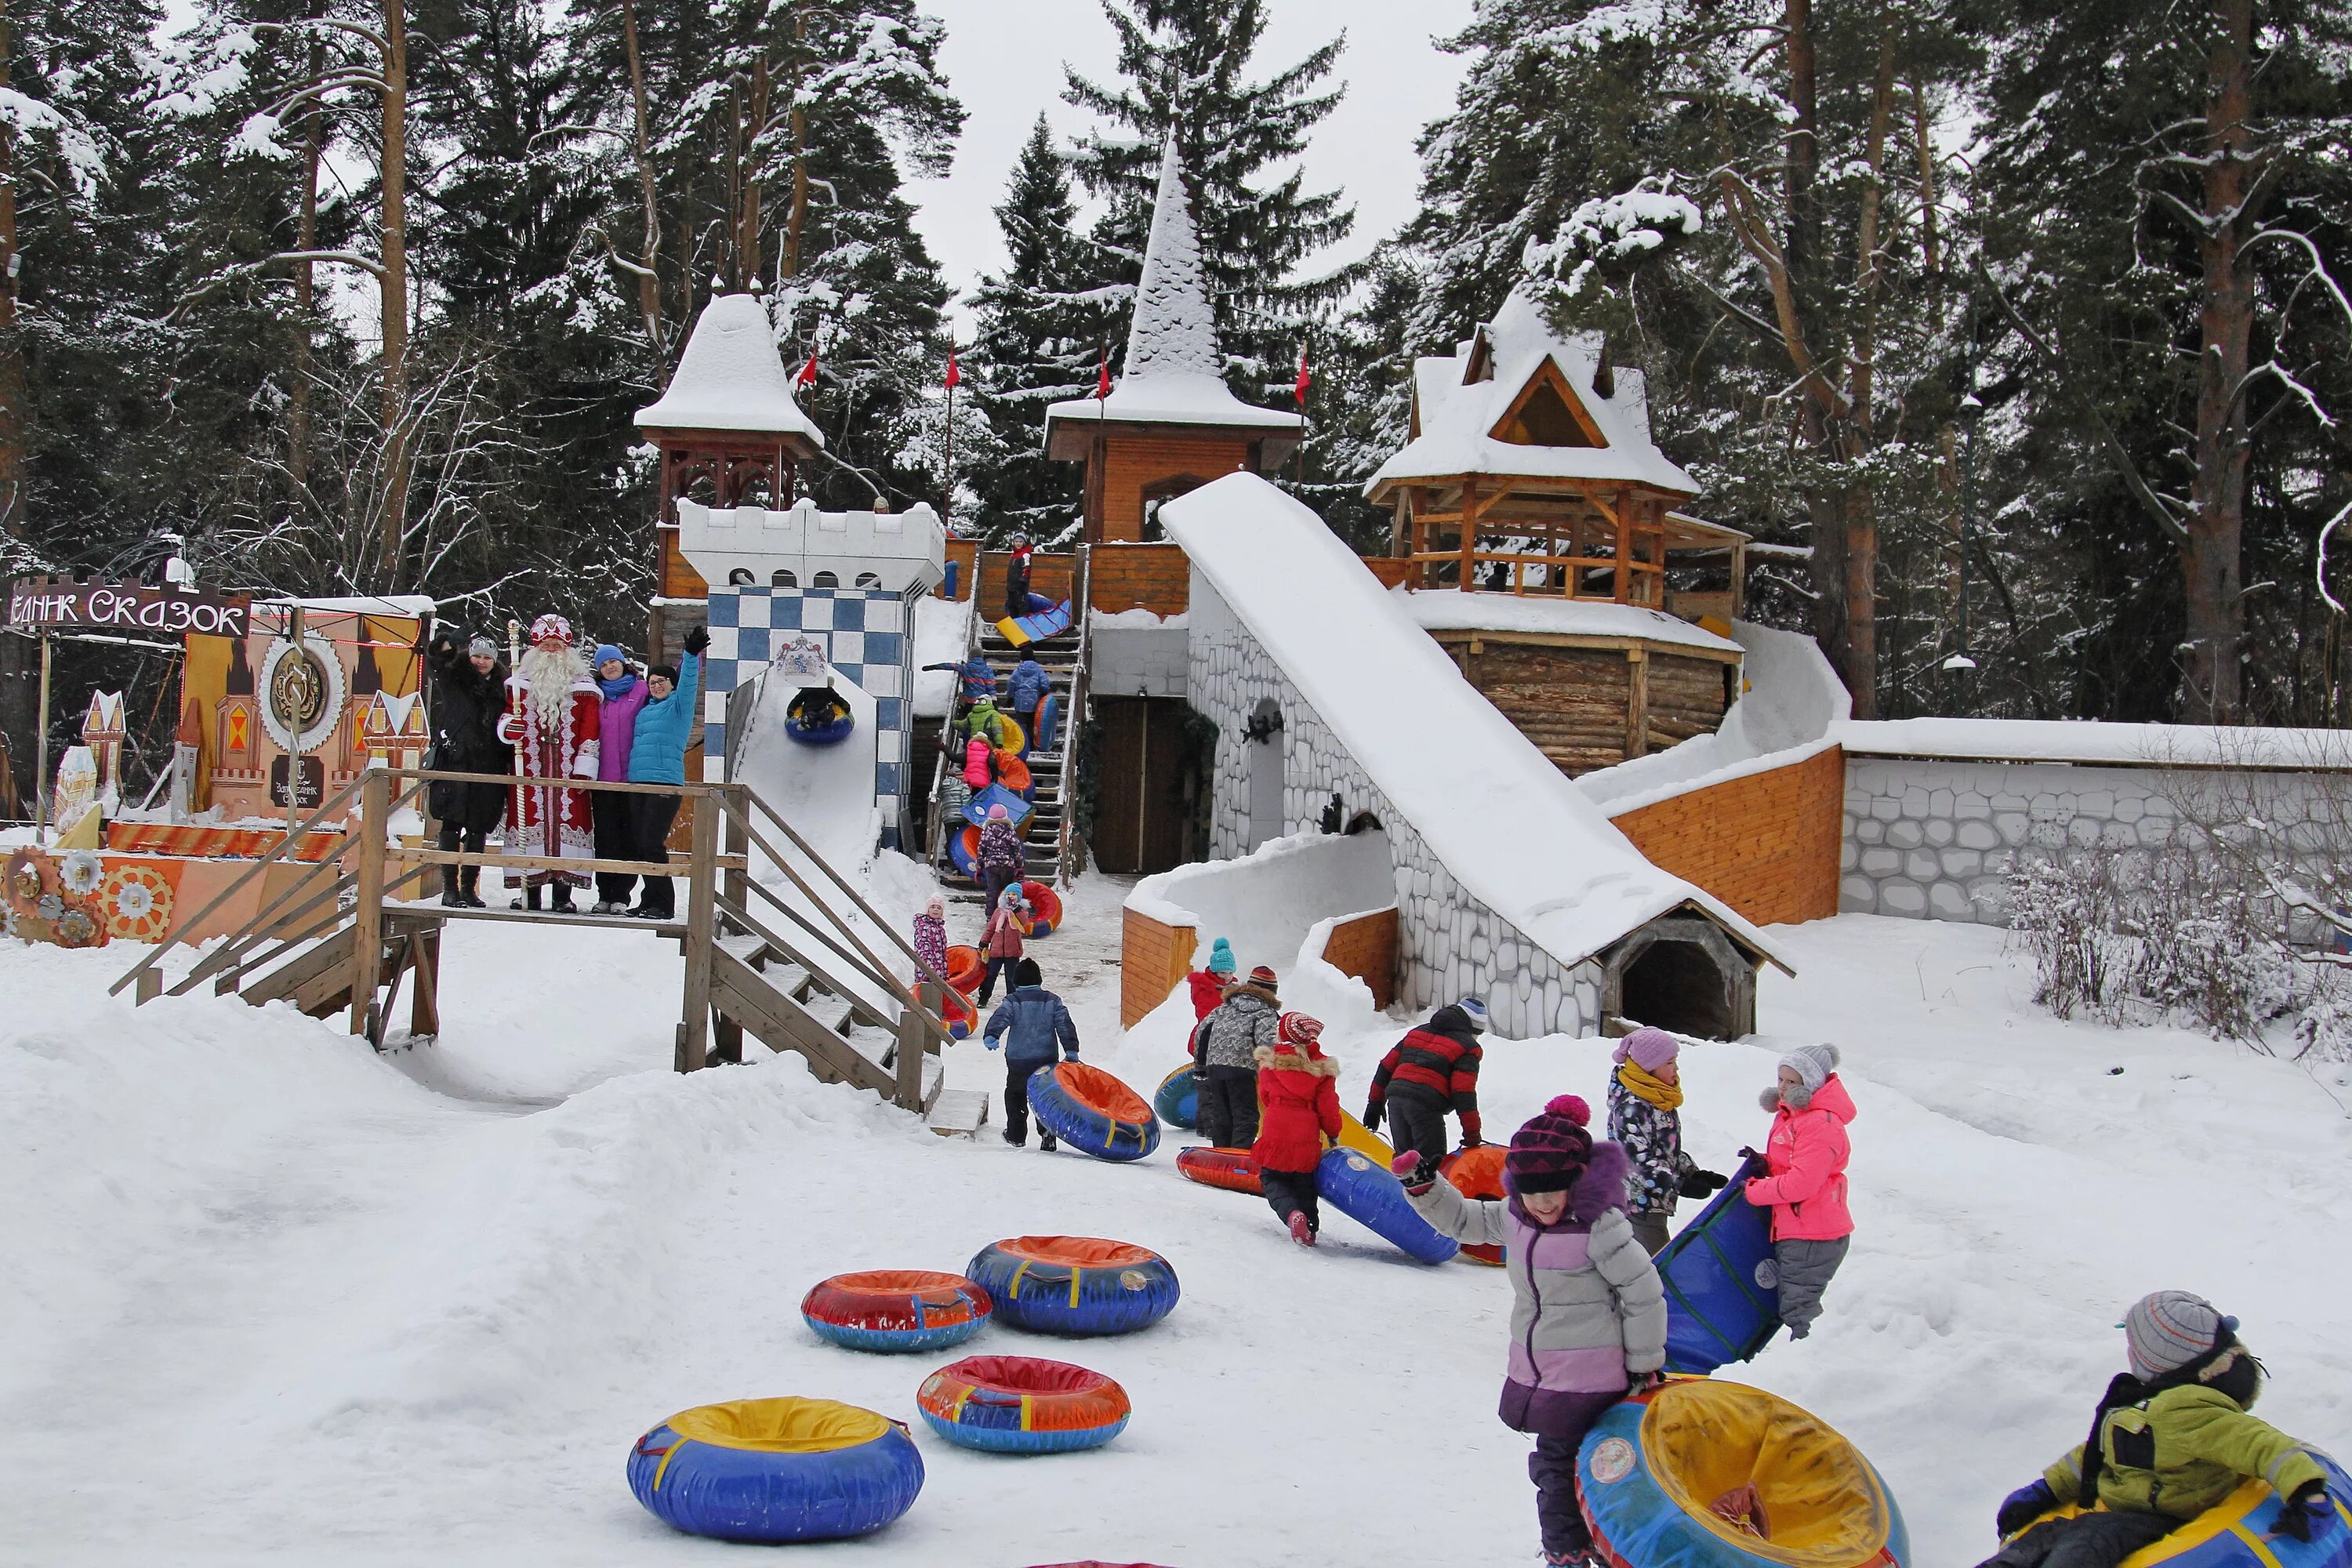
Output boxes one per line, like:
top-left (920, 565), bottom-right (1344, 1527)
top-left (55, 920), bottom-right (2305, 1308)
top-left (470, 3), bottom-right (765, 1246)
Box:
top-left (944, 350), bottom-right (961, 390)
top-left (796, 349), bottom-right (818, 388)
top-left (1096, 343), bottom-right (1111, 401)
top-left (1294, 339), bottom-right (1311, 408)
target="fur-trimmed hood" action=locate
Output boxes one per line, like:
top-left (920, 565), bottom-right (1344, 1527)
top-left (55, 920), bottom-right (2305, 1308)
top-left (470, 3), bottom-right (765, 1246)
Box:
top-left (1504, 1139), bottom-right (1634, 1226)
top-left (1254, 1042), bottom-right (1340, 1077)
top-left (1221, 981), bottom-right (1278, 1010)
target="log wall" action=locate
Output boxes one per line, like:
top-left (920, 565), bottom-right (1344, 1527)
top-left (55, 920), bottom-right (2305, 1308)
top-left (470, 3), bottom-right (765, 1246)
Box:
top-left (1440, 635), bottom-right (1735, 779)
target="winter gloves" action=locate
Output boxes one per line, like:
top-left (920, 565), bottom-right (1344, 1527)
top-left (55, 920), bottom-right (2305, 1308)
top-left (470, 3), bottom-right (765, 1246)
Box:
top-left (1679, 1167), bottom-right (1730, 1200)
top-left (1994, 1480), bottom-right (2056, 1540)
top-left (2277, 1483), bottom-right (2334, 1543)
top-left (683, 623), bottom-right (710, 657)
top-left (1361, 1102), bottom-right (1382, 1134)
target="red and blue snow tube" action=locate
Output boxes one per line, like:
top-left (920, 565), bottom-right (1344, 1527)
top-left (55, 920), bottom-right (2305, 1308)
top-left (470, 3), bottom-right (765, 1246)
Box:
top-left (1577, 1379), bottom-right (1907, 1568)
top-left (1440, 1144), bottom-right (1508, 1266)
top-left (943, 943), bottom-right (985, 994)
top-left (916, 1355), bottom-right (1131, 1454)
top-left (1315, 1147), bottom-right (1458, 1264)
top-left (965, 1236), bottom-right (1179, 1337)
top-left (1175, 1145), bottom-right (1261, 1195)
top-left (1021, 880), bottom-right (1062, 936)
top-left (627, 1398), bottom-right (922, 1543)
top-left (939, 988), bottom-right (977, 1040)
top-left (1027, 1062), bottom-right (1160, 1163)
top-left (1153, 1065), bottom-right (1198, 1128)
top-left (800, 1269), bottom-right (992, 1354)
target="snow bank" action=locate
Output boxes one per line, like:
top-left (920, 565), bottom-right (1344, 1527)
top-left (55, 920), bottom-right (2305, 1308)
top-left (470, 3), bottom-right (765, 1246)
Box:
top-left (910, 593), bottom-right (972, 718)
top-left (1843, 717), bottom-right (2352, 770)
top-left (1398, 587), bottom-right (1740, 655)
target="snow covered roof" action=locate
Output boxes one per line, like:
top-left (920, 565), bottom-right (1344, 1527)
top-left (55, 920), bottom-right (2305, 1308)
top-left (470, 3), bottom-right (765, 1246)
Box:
top-left (1399, 589), bottom-right (1742, 656)
top-left (1842, 718), bottom-right (2352, 771)
top-left (1044, 137), bottom-right (1301, 443)
top-left (634, 292), bottom-right (826, 448)
top-left (1367, 289), bottom-right (1697, 498)
top-left (1161, 472), bottom-right (1788, 975)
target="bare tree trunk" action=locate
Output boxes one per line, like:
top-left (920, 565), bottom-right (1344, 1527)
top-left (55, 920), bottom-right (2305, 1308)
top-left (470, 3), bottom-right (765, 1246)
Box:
top-left (1840, 31), bottom-right (1897, 720)
top-left (1782, 0), bottom-right (1852, 699)
top-left (740, 54), bottom-right (768, 285)
top-left (2183, 0), bottom-right (2254, 722)
top-left (0, 0), bottom-right (31, 800)
top-left (377, 0), bottom-right (409, 590)
top-left (782, 2), bottom-right (808, 281)
top-left (620, 0), bottom-right (664, 383)
top-left (290, 31), bottom-right (322, 500)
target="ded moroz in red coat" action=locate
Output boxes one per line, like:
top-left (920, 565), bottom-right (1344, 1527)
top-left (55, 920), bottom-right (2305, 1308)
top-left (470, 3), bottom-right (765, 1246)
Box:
top-left (1252, 1040), bottom-right (1343, 1175)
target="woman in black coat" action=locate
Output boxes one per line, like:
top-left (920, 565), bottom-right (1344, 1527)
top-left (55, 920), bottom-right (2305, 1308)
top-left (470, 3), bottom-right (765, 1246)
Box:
top-left (426, 630), bottom-right (512, 906)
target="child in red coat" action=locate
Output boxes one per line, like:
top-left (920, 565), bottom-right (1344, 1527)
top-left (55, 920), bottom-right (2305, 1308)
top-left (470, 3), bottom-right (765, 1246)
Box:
top-left (1254, 1011), bottom-right (1343, 1247)
top-left (1185, 936), bottom-right (1237, 1019)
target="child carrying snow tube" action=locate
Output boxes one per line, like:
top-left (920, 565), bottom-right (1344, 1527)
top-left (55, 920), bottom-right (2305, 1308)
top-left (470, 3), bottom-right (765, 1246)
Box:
top-left (1027, 1062), bottom-right (1161, 1162)
top-left (800, 1270), bottom-right (992, 1354)
top-left (1316, 1146), bottom-right (1459, 1263)
top-left (1153, 1064), bottom-right (1198, 1129)
top-left (917, 1355), bottom-right (1131, 1454)
top-left (627, 1398), bottom-right (923, 1544)
top-left (1175, 1145), bottom-right (1261, 1195)
top-left (966, 1236), bottom-right (1179, 1337)
top-left (1577, 1379), bottom-right (1909, 1568)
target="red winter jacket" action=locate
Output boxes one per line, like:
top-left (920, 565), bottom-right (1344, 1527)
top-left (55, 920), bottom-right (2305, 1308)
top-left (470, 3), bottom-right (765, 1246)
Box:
top-left (1186, 969), bottom-right (1229, 1020)
top-left (1365, 1006), bottom-right (1484, 1142)
top-left (1253, 1041), bottom-right (1342, 1174)
top-left (983, 905), bottom-right (1030, 960)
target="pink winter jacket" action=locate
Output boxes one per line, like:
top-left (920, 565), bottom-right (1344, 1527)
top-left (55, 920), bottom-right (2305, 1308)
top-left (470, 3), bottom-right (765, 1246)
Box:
top-left (964, 735), bottom-right (993, 789)
top-left (1744, 1074), bottom-right (1857, 1242)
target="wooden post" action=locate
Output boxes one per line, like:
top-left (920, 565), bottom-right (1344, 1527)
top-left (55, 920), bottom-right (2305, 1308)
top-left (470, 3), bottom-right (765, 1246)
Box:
top-left (408, 926), bottom-right (441, 1038)
top-left (1731, 539), bottom-right (1749, 621)
top-left (677, 786), bottom-right (717, 1073)
top-left (713, 786), bottom-right (748, 1065)
top-left (1459, 475), bottom-right (1479, 590)
top-left (348, 766), bottom-right (387, 1036)
top-left (135, 967), bottom-right (161, 1005)
top-left (896, 980), bottom-right (935, 1110)
top-left (1624, 647), bottom-right (1651, 761)
top-left (1612, 493), bottom-right (1631, 604)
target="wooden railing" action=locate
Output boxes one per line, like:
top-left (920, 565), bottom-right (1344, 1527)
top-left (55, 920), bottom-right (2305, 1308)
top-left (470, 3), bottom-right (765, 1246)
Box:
top-left (1058, 546), bottom-right (1091, 885)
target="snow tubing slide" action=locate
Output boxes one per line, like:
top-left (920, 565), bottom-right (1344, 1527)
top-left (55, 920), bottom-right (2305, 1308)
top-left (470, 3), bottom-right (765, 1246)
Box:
top-left (1175, 1145), bottom-right (1261, 1196)
top-left (627, 1398), bottom-right (923, 1544)
top-left (1029, 1062), bottom-right (1160, 1161)
top-left (800, 1269), bottom-right (993, 1354)
top-left (966, 1236), bottom-right (1180, 1337)
top-left (1315, 1147), bottom-right (1459, 1264)
top-left (1577, 1378), bottom-right (1909, 1568)
top-left (1656, 1156), bottom-right (1779, 1375)
top-left (784, 688), bottom-right (855, 746)
top-left (1440, 1145), bottom-right (1509, 1266)
top-left (916, 1355), bottom-right (1131, 1454)
top-left (2008, 1454), bottom-right (2352, 1568)
top-left (1020, 880), bottom-right (1062, 936)
top-left (1153, 1065), bottom-right (1198, 1129)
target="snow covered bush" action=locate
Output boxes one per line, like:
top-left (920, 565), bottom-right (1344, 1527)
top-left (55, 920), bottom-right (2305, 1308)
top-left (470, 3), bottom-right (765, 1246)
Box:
top-left (2009, 857), bottom-right (2127, 1022)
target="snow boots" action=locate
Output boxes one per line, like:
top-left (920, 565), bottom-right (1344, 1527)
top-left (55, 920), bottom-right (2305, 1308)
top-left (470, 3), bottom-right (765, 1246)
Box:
top-left (1288, 1211), bottom-right (1316, 1247)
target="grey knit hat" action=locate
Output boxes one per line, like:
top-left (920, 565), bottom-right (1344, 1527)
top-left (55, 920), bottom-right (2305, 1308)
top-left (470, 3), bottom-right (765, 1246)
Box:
top-left (1765, 1044), bottom-right (1842, 1109)
top-left (467, 634), bottom-right (498, 659)
top-left (2122, 1290), bottom-right (2237, 1380)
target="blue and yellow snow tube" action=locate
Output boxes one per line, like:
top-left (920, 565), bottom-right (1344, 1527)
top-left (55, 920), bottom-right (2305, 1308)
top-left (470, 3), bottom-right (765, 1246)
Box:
top-left (1028, 1062), bottom-right (1161, 1163)
top-left (917, 1354), bottom-right (1131, 1455)
top-left (1153, 1064), bottom-right (1199, 1129)
top-left (1577, 1378), bottom-right (1908, 1568)
top-left (2006, 1454), bottom-right (2352, 1568)
top-left (784, 688), bottom-right (855, 746)
top-left (966, 1236), bottom-right (1179, 1337)
top-left (1315, 1147), bottom-right (1459, 1264)
top-left (1657, 1156), bottom-right (1780, 1374)
top-left (627, 1398), bottom-right (923, 1543)
top-left (800, 1269), bottom-right (993, 1354)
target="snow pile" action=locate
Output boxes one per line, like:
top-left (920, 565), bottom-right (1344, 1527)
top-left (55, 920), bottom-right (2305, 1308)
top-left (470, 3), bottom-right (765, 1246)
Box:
top-left (1162, 472), bottom-right (1783, 971)
top-left (910, 592), bottom-right (972, 718)
top-left (633, 292), bottom-right (826, 444)
top-left (1844, 717), bottom-right (2352, 771)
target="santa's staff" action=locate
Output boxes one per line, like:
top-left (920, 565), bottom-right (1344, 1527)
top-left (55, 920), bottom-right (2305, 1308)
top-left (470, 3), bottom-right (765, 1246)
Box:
top-left (506, 617), bottom-right (524, 796)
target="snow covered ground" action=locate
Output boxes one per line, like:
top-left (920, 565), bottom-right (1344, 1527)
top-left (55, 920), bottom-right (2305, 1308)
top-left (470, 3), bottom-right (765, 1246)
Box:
top-left (5, 897), bottom-right (2347, 1566)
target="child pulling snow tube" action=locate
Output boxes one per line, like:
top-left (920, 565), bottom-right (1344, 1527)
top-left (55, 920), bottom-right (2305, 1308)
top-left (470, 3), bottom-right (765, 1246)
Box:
top-left (1020, 880), bottom-right (1062, 937)
top-left (1656, 1156), bottom-right (1778, 1375)
top-left (1440, 1145), bottom-right (1508, 1266)
top-left (2006, 1457), bottom-right (2352, 1568)
top-left (1316, 1147), bottom-right (1460, 1264)
top-left (1577, 1379), bottom-right (1907, 1568)
top-left (965, 1236), bottom-right (1179, 1337)
top-left (785, 688), bottom-right (855, 747)
top-left (800, 1270), bottom-right (993, 1354)
top-left (1027, 1063), bottom-right (1160, 1163)
top-left (944, 944), bottom-right (985, 994)
top-left (916, 1355), bottom-right (1131, 1454)
top-left (1153, 1065), bottom-right (1198, 1129)
top-left (1175, 1145), bottom-right (1261, 1195)
top-left (627, 1398), bottom-right (923, 1544)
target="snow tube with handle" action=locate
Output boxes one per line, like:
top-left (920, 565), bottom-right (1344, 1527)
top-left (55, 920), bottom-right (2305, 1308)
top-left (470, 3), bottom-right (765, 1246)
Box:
top-left (1153, 1065), bottom-right (1198, 1129)
top-left (1031, 691), bottom-right (1060, 753)
top-left (2006, 1454), bottom-right (2352, 1568)
top-left (939, 987), bottom-right (976, 1040)
top-left (1027, 1062), bottom-right (1160, 1163)
top-left (1315, 1147), bottom-right (1458, 1264)
top-left (995, 750), bottom-right (1033, 796)
top-left (1657, 1156), bottom-right (1779, 1374)
top-left (784, 688), bottom-right (855, 746)
top-left (965, 1236), bottom-right (1179, 1337)
top-left (800, 1269), bottom-right (992, 1353)
top-left (1175, 1145), bottom-right (1261, 1195)
top-left (1440, 1145), bottom-right (1508, 1266)
top-left (627, 1398), bottom-right (923, 1544)
top-left (1020, 880), bottom-right (1062, 937)
top-left (1577, 1378), bottom-right (1909, 1568)
top-left (944, 943), bottom-right (984, 994)
top-left (916, 1355), bottom-right (1131, 1454)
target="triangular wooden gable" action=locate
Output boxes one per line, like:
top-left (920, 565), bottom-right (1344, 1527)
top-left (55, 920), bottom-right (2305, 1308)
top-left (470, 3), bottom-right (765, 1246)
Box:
top-left (1490, 356), bottom-right (1606, 449)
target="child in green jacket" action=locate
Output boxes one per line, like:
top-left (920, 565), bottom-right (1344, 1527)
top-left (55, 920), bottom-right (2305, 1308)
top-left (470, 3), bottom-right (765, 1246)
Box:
top-left (1978, 1292), bottom-right (2335, 1568)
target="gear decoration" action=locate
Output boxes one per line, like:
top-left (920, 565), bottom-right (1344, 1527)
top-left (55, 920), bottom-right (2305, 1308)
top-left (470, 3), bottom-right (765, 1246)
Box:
top-left (5, 848), bottom-right (47, 913)
top-left (52, 907), bottom-right (101, 947)
top-left (256, 632), bottom-right (347, 756)
top-left (58, 848), bottom-right (103, 897)
top-left (100, 864), bottom-right (172, 942)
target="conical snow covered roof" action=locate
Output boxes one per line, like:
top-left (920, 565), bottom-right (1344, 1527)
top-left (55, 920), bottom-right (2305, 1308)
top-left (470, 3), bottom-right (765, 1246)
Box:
top-left (635, 291), bottom-right (825, 448)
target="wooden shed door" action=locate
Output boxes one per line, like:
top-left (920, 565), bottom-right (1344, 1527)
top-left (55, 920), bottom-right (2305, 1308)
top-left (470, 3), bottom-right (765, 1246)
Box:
top-left (1092, 696), bottom-right (1192, 874)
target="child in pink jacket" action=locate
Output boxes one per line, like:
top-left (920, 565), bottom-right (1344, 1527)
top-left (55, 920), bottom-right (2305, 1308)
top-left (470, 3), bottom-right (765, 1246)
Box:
top-left (1742, 1044), bottom-right (1854, 1341)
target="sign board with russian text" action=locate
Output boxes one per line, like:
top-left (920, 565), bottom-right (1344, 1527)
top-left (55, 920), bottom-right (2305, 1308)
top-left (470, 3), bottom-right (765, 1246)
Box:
top-left (5, 575), bottom-right (252, 638)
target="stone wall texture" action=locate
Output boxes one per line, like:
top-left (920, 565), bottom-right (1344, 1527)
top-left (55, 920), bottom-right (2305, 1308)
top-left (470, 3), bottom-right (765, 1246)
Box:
top-left (1187, 571), bottom-right (1604, 1037)
top-left (1088, 625), bottom-right (1189, 700)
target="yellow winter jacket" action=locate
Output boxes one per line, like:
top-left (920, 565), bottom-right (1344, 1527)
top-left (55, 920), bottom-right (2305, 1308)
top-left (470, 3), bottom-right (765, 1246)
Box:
top-left (2044, 1384), bottom-right (2326, 1522)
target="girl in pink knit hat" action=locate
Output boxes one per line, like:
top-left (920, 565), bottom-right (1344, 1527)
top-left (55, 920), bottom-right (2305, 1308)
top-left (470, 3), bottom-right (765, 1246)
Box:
top-left (1607, 1026), bottom-right (1729, 1256)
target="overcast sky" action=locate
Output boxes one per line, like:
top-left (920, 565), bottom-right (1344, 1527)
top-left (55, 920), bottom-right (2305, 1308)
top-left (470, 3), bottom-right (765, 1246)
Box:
top-left (906, 0), bottom-right (1479, 333)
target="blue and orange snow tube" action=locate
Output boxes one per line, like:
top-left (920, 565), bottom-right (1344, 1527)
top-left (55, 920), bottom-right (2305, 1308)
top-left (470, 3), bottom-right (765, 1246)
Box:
top-left (1440, 1144), bottom-right (1508, 1266)
top-left (966, 1236), bottom-right (1179, 1337)
top-left (1021, 880), bottom-right (1062, 936)
top-left (1175, 1145), bottom-right (1261, 1195)
top-left (916, 1354), bottom-right (1131, 1455)
top-left (1577, 1379), bottom-right (1908, 1568)
top-left (1316, 1147), bottom-right (1459, 1264)
top-left (950, 824), bottom-right (984, 880)
top-left (800, 1269), bottom-right (993, 1354)
top-left (2005, 1454), bottom-right (2352, 1568)
top-left (627, 1398), bottom-right (923, 1543)
top-left (1028, 1062), bottom-right (1160, 1162)
top-left (1153, 1065), bottom-right (1198, 1129)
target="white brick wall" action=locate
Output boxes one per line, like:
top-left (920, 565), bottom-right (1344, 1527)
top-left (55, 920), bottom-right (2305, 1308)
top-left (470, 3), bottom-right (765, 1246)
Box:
top-left (1089, 626), bottom-right (1189, 699)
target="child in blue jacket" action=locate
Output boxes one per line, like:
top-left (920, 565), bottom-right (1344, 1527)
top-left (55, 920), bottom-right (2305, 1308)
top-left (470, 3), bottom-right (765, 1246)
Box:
top-left (983, 956), bottom-right (1080, 1150)
top-left (623, 627), bottom-right (705, 919)
top-left (1007, 657), bottom-right (1051, 737)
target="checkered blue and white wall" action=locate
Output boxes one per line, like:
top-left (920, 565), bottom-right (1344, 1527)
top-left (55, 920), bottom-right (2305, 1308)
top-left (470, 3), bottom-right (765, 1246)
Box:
top-left (699, 586), bottom-right (918, 849)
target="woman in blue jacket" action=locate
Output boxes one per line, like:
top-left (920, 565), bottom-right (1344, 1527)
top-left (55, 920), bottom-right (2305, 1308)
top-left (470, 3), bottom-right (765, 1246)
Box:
top-left (623, 625), bottom-right (706, 919)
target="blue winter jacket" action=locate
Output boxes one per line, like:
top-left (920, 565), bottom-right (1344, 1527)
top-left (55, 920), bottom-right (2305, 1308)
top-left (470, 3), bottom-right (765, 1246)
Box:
top-left (984, 985), bottom-right (1080, 1065)
top-left (1007, 659), bottom-right (1051, 714)
top-left (626, 652), bottom-right (700, 785)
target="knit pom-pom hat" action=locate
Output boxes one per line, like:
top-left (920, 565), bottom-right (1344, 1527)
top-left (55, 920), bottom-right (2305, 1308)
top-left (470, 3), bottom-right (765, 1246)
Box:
top-left (1207, 937), bottom-right (1236, 975)
top-left (922, 895), bottom-right (944, 919)
top-left (1247, 964), bottom-right (1278, 989)
top-left (1765, 1044), bottom-right (1842, 1109)
top-left (2122, 1290), bottom-right (2238, 1381)
top-left (1506, 1094), bottom-right (1595, 1194)
top-left (1613, 1026), bottom-right (1679, 1073)
top-left (986, 803), bottom-right (1009, 820)
top-left (1276, 1011), bottom-right (1323, 1048)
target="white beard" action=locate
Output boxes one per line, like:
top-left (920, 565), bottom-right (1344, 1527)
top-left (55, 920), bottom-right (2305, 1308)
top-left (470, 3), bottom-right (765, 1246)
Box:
top-left (517, 644), bottom-right (588, 730)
